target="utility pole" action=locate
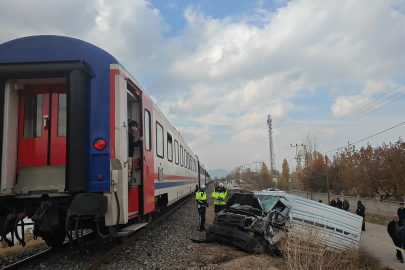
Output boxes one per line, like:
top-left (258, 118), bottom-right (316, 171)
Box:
top-left (290, 143), bottom-right (306, 167)
top-left (291, 143), bottom-right (307, 189)
top-left (325, 154), bottom-right (330, 204)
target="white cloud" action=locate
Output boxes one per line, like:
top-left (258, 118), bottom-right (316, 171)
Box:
top-left (1, 0), bottom-right (405, 171)
top-left (331, 95), bottom-right (370, 117)
top-left (176, 125), bottom-right (214, 150)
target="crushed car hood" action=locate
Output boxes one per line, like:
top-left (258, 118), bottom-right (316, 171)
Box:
top-left (225, 190), bottom-right (263, 213)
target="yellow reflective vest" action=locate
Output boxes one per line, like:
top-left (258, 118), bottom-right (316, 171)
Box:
top-left (196, 191), bottom-right (207, 208)
top-left (212, 187), bottom-right (227, 205)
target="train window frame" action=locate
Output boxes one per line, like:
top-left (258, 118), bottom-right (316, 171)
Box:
top-left (167, 132), bottom-right (173, 162)
top-left (144, 110), bottom-right (151, 151)
top-left (174, 140), bottom-right (179, 164)
top-left (184, 149), bottom-right (187, 168)
top-left (180, 145), bottom-right (183, 167)
top-left (57, 93), bottom-right (67, 137)
top-left (156, 121), bottom-right (164, 158)
top-left (23, 93), bottom-right (43, 138)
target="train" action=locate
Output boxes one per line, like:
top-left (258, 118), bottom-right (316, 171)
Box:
top-left (0, 35), bottom-right (211, 247)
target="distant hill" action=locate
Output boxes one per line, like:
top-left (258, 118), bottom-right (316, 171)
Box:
top-left (208, 169), bottom-right (230, 179)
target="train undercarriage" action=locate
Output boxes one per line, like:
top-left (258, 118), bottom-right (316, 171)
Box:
top-left (0, 192), bottom-right (170, 248)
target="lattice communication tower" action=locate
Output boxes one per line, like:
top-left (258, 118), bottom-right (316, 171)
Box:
top-left (267, 115), bottom-right (276, 174)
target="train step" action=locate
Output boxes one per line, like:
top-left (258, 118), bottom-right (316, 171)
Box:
top-left (112, 222), bottom-right (148, 237)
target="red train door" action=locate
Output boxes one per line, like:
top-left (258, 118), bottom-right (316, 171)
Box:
top-left (17, 84), bottom-right (67, 170)
top-left (142, 97), bottom-right (155, 214)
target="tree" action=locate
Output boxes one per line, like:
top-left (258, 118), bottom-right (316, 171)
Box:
top-left (258, 162), bottom-right (274, 189)
top-left (279, 158), bottom-right (290, 190)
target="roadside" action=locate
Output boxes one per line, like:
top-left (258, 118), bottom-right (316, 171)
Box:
top-left (361, 222), bottom-right (404, 270)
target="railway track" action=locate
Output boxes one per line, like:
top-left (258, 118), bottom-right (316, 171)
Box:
top-left (0, 232), bottom-right (95, 270)
top-left (84, 194), bottom-right (192, 269)
top-left (1, 193), bottom-right (193, 270)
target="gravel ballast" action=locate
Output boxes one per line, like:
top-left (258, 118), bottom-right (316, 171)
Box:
top-left (100, 185), bottom-right (212, 270)
top-left (0, 185), bottom-right (210, 270)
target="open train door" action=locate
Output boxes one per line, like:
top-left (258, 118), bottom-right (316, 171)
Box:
top-left (141, 96), bottom-right (155, 215)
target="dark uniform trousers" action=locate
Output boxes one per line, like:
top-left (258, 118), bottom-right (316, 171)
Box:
top-left (198, 207), bottom-right (206, 230)
top-left (394, 238), bottom-right (404, 260)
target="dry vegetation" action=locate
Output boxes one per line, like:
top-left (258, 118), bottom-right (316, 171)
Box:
top-left (0, 228), bottom-right (45, 259)
top-left (278, 225), bottom-right (388, 270)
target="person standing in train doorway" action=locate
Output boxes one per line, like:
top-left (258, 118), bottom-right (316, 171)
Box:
top-left (196, 185), bottom-right (208, 231)
top-left (212, 183), bottom-right (228, 214)
top-left (128, 120), bottom-right (143, 180)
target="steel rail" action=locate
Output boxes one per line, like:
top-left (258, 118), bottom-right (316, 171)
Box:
top-left (0, 232), bottom-right (95, 270)
top-left (84, 194), bottom-right (193, 270)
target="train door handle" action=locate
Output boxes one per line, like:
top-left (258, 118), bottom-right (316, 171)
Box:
top-left (43, 115), bottom-right (49, 130)
top-left (146, 163), bottom-right (149, 177)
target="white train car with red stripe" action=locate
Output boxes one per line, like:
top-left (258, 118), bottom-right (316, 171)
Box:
top-left (0, 36), bottom-right (209, 247)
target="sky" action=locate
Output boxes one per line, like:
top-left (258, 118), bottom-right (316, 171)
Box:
top-left (1, 0), bottom-right (405, 174)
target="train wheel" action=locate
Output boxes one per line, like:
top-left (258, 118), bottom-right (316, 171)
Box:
top-left (44, 230), bottom-right (66, 248)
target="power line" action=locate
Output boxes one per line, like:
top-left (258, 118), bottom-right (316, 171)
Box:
top-left (316, 92), bottom-right (405, 138)
top-left (313, 82), bottom-right (405, 137)
top-left (274, 145), bottom-right (290, 156)
top-left (322, 120), bottom-right (405, 154)
top-left (317, 91), bottom-right (405, 138)
top-left (275, 146), bottom-right (295, 158)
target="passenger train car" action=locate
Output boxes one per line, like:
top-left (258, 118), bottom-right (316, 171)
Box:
top-left (0, 36), bottom-right (211, 247)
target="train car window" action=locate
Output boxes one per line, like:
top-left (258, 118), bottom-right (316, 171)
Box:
top-left (184, 149), bottom-right (187, 168)
top-left (167, 132), bottom-right (173, 162)
top-left (58, 93), bottom-right (67, 137)
top-left (180, 145), bottom-right (183, 166)
top-left (23, 93), bottom-right (43, 138)
top-left (144, 110), bottom-right (151, 151)
top-left (174, 140), bottom-right (179, 164)
top-left (156, 122), bottom-right (164, 158)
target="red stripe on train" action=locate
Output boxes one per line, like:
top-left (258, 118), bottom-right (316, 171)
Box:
top-left (152, 173), bottom-right (198, 180)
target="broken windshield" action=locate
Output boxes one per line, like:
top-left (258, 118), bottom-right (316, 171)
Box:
top-left (256, 194), bottom-right (279, 213)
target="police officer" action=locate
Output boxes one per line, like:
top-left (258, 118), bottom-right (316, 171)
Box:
top-left (196, 185), bottom-right (208, 231)
top-left (212, 183), bottom-right (227, 214)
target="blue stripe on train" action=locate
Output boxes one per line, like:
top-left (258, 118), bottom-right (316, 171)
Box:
top-left (155, 181), bottom-right (198, 189)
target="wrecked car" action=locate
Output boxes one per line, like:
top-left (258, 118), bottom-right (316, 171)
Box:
top-left (204, 190), bottom-right (363, 254)
top-left (205, 190), bottom-right (291, 253)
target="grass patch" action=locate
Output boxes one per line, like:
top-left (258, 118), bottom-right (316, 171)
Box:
top-left (0, 228), bottom-right (46, 259)
top-left (364, 214), bottom-right (391, 227)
